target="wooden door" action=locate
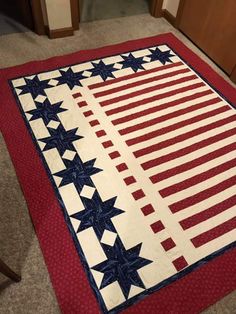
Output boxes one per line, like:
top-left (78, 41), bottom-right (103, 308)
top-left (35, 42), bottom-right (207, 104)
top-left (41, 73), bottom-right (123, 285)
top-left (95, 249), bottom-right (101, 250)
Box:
top-left (178, 0), bottom-right (236, 75)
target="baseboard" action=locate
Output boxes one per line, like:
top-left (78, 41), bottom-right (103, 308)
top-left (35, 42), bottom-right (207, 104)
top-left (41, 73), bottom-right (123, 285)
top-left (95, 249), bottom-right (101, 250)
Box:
top-left (162, 9), bottom-right (176, 27)
top-left (45, 26), bottom-right (74, 39)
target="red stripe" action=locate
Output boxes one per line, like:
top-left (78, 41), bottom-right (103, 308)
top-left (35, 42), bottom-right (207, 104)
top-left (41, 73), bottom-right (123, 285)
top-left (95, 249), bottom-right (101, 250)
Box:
top-left (89, 120), bottom-right (100, 127)
top-left (88, 61), bottom-right (183, 89)
top-left (180, 194), bottom-right (236, 230)
top-left (106, 82), bottom-right (205, 116)
top-left (133, 109), bottom-right (234, 157)
top-left (172, 256), bottom-right (188, 271)
top-left (96, 130), bottom-right (106, 137)
top-left (151, 142), bottom-right (236, 182)
top-left (100, 74), bottom-right (197, 107)
top-left (119, 97), bottom-right (220, 136)
top-left (83, 110), bottom-right (93, 117)
top-left (132, 189), bottom-right (145, 200)
top-left (73, 92), bottom-right (82, 98)
top-left (150, 220), bottom-right (165, 233)
top-left (141, 204), bottom-right (155, 216)
top-left (191, 216), bottom-right (236, 248)
top-left (93, 68), bottom-right (190, 98)
top-left (169, 175), bottom-right (236, 213)
top-left (124, 176), bottom-right (136, 185)
top-left (116, 163), bottom-right (128, 172)
top-left (161, 238), bottom-right (176, 251)
top-left (102, 140), bottom-right (114, 148)
top-left (77, 101), bottom-right (88, 108)
top-left (160, 157), bottom-right (236, 197)
top-left (109, 151), bottom-right (121, 159)
top-left (142, 128), bottom-right (236, 170)
top-left (113, 89), bottom-right (213, 127)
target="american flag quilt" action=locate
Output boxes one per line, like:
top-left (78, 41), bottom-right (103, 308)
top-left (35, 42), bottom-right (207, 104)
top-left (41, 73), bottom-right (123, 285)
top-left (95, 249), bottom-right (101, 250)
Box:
top-left (0, 33), bottom-right (235, 313)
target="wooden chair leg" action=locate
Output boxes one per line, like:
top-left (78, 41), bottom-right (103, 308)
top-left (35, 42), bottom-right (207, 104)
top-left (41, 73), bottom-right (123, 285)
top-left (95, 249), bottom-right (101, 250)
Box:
top-left (0, 258), bottom-right (21, 282)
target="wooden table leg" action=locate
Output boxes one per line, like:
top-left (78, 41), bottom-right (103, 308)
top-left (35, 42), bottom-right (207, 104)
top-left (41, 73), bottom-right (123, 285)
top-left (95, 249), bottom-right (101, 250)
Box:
top-left (0, 258), bottom-right (21, 282)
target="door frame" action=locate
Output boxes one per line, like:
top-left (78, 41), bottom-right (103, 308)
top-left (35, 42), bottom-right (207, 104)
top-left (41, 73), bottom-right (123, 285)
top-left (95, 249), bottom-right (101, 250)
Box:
top-left (30, 0), bottom-right (46, 35)
top-left (31, 0), bottom-right (80, 37)
top-left (150, 0), bottom-right (163, 17)
top-left (175, 0), bottom-right (186, 28)
top-left (70, 0), bottom-right (80, 30)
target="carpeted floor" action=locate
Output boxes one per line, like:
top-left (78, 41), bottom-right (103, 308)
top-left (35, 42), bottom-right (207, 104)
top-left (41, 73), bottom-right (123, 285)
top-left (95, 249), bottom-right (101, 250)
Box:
top-left (0, 14), bottom-right (235, 314)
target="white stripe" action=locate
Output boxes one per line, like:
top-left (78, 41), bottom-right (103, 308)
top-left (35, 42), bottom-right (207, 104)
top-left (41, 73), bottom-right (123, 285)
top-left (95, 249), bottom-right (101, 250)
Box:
top-left (193, 229), bottom-right (235, 256)
top-left (103, 78), bottom-right (202, 109)
top-left (121, 100), bottom-right (225, 142)
top-left (174, 185), bottom-right (236, 221)
top-left (106, 85), bottom-right (209, 119)
top-left (182, 60), bottom-right (236, 111)
top-left (136, 119), bottom-right (236, 164)
top-left (97, 71), bottom-right (193, 102)
top-left (115, 93), bottom-right (216, 129)
top-left (156, 150), bottom-right (236, 189)
top-left (165, 165), bottom-right (236, 204)
top-left (146, 134), bottom-right (236, 176)
top-left (185, 206), bottom-right (235, 239)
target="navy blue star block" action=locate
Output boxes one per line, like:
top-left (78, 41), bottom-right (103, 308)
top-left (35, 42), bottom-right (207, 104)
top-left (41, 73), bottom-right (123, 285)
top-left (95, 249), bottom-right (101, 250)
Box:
top-left (26, 99), bottom-right (67, 124)
top-left (93, 239), bottom-right (152, 298)
top-left (57, 68), bottom-right (86, 89)
top-left (89, 61), bottom-right (118, 81)
top-left (119, 53), bottom-right (146, 72)
top-left (18, 76), bottom-right (51, 98)
top-left (54, 157), bottom-right (102, 189)
top-left (71, 195), bottom-right (124, 238)
top-left (40, 125), bottom-right (82, 154)
top-left (148, 47), bottom-right (174, 65)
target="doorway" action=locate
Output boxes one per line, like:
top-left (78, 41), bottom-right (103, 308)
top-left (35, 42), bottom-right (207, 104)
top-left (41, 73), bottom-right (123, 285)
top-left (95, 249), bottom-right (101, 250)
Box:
top-left (80, 0), bottom-right (150, 22)
top-left (0, 0), bottom-right (34, 35)
top-left (0, 0), bottom-right (45, 36)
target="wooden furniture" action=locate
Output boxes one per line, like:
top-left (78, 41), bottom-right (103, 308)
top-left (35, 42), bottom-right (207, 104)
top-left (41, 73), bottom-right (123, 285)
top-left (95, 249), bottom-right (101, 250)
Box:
top-left (176, 0), bottom-right (236, 83)
top-left (0, 258), bottom-right (21, 282)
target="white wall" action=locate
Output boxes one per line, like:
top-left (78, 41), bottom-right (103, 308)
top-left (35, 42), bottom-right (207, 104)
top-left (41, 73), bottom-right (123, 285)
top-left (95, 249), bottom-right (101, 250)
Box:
top-left (42, 0), bottom-right (72, 30)
top-left (163, 0), bottom-right (180, 17)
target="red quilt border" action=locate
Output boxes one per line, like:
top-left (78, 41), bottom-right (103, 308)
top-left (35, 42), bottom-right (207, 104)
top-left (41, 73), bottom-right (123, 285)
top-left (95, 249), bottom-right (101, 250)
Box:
top-left (0, 33), bottom-right (235, 314)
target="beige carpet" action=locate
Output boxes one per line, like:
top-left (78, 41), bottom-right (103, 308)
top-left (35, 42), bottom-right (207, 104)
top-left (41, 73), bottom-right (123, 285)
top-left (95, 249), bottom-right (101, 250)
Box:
top-left (0, 14), bottom-right (235, 314)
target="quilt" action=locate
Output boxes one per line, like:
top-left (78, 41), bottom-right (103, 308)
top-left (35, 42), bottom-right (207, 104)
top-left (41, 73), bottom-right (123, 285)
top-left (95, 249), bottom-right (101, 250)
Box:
top-left (0, 33), bottom-right (235, 314)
